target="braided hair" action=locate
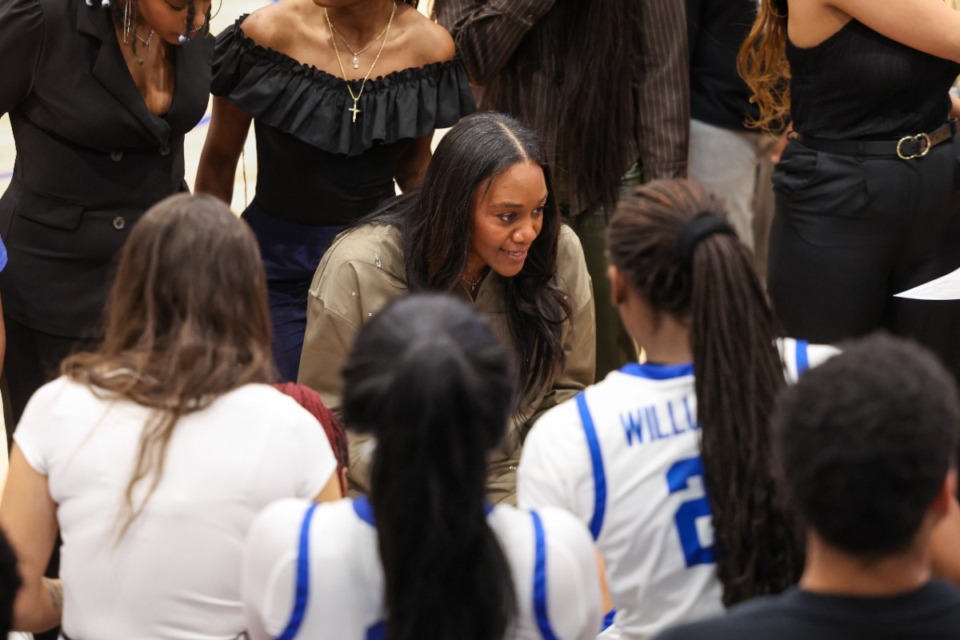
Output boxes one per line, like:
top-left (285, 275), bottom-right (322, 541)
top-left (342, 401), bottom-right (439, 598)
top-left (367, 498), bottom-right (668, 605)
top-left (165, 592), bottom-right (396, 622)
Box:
top-left (606, 179), bottom-right (803, 606)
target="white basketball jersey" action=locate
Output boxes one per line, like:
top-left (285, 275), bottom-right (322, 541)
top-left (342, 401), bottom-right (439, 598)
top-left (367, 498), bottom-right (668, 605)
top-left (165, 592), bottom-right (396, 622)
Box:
top-left (242, 497), bottom-right (602, 640)
top-left (518, 339), bottom-right (838, 640)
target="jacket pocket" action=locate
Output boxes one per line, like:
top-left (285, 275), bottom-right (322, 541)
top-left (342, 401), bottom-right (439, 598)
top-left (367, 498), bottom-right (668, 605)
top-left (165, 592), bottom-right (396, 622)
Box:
top-left (14, 190), bottom-right (84, 231)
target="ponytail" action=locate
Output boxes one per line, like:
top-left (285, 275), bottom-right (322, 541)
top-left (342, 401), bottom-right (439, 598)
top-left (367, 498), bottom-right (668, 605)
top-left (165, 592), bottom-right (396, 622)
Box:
top-left (341, 295), bottom-right (517, 639)
top-left (689, 233), bottom-right (804, 606)
top-left (607, 180), bottom-right (803, 606)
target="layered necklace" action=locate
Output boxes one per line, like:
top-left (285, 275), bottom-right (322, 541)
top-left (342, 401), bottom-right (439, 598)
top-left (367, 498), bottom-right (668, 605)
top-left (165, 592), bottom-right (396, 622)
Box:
top-left (324, 2), bottom-right (397, 124)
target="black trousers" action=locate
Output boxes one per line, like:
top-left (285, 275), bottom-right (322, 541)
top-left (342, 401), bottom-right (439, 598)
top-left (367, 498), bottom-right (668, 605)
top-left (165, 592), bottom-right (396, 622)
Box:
top-left (768, 137), bottom-right (960, 381)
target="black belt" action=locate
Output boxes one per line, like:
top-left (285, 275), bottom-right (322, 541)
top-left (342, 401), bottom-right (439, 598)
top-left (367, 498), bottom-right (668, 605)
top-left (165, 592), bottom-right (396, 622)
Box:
top-left (793, 120), bottom-right (957, 160)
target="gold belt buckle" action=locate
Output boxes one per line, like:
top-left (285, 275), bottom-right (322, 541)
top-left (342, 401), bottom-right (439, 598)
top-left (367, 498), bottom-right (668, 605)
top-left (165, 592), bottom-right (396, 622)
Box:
top-left (896, 132), bottom-right (932, 160)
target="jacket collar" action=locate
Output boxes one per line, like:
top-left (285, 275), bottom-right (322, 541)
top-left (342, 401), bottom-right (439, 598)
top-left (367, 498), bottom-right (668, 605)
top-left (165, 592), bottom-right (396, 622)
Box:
top-left (75, 2), bottom-right (212, 140)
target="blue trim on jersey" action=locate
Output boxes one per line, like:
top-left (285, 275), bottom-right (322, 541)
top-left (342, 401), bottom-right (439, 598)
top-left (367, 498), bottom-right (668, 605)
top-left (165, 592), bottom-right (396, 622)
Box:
top-left (365, 621), bottom-right (386, 640)
top-left (795, 340), bottom-right (810, 376)
top-left (620, 361), bottom-right (694, 380)
top-left (352, 495), bottom-right (376, 527)
top-left (601, 609), bottom-right (616, 632)
top-left (531, 511), bottom-right (560, 640)
top-left (576, 393), bottom-right (607, 540)
top-left (352, 495), bottom-right (494, 528)
top-left (275, 502), bottom-right (320, 640)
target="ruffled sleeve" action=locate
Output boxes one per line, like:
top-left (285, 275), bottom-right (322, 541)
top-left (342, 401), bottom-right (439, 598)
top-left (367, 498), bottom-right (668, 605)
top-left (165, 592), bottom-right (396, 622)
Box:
top-left (0, 0), bottom-right (44, 114)
top-left (212, 17), bottom-right (477, 157)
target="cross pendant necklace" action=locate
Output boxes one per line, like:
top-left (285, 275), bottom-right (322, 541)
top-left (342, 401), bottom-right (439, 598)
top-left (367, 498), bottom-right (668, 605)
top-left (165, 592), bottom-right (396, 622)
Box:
top-left (324, 2), bottom-right (397, 126)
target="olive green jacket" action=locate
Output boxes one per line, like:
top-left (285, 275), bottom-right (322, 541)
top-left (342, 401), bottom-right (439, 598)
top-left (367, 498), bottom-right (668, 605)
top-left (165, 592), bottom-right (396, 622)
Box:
top-left (298, 222), bottom-right (596, 504)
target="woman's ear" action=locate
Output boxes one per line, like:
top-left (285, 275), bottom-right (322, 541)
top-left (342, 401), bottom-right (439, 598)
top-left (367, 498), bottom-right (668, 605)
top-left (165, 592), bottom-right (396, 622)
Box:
top-left (607, 265), bottom-right (627, 307)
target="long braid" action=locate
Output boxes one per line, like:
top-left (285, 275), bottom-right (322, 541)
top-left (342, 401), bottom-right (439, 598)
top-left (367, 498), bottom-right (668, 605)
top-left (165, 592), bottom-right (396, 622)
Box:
top-left (607, 180), bottom-right (803, 606)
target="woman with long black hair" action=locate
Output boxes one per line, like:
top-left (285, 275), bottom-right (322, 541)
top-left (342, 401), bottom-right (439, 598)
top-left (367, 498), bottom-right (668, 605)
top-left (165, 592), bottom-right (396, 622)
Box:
top-left (298, 112), bottom-right (595, 505)
top-left (433, 0), bottom-right (688, 379)
top-left (244, 294), bottom-right (602, 640)
top-left (519, 180), bottom-right (838, 639)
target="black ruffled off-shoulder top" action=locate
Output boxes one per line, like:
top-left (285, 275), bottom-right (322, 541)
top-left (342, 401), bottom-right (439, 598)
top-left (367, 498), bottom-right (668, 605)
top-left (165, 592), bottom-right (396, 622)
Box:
top-left (212, 17), bottom-right (476, 225)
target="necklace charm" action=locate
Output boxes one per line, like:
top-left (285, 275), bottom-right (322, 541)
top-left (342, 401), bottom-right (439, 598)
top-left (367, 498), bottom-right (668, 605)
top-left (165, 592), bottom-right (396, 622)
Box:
top-left (325, 2), bottom-right (397, 125)
top-left (137, 29), bottom-right (154, 48)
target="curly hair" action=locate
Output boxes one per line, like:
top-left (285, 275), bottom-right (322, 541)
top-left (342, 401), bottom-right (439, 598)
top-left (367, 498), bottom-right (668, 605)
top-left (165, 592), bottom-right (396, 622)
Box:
top-left (737, 0), bottom-right (791, 133)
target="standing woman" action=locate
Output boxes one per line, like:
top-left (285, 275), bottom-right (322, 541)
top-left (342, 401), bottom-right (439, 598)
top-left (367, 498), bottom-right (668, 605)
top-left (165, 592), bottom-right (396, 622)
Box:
top-left (244, 294), bottom-right (603, 640)
top-left (298, 112), bottom-right (595, 505)
top-left (0, 195), bottom-right (341, 637)
top-left (739, 0), bottom-right (960, 376)
top-left (0, 0), bottom-right (214, 427)
top-left (518, 181), bottom-right (838, 639)
top-left (195, 0), bottom-right (475, 381)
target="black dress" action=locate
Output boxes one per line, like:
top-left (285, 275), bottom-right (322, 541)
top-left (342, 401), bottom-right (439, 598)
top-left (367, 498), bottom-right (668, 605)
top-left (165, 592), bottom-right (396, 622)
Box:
top-left (211, 18), bottom-right (475, 381)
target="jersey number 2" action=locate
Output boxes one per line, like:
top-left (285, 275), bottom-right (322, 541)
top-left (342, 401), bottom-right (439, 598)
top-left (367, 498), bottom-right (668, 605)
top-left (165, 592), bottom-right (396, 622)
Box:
top-left (666, 456), bottom-right (715, 567)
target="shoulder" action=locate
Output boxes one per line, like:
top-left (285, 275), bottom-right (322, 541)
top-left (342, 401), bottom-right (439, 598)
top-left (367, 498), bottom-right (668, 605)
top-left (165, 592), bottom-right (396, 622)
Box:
top-left (525, 395), bottom-right (583, 450)
top-left (316, 223), bottom-right (405, 283)
top-left (233, 0), bottom-right (308, 52)
top-left (554, 224), bottom-right (590, 295)
top-left (655, 591), bottom-right (801, 640)
top-left (248, 497), bottom-right (315, 542)
top-left (309, 223), bottom-right (406, 322)
top-left (394, 4), bottom-right (456, 65)
top-left (533, 505), bottom-right (595, 551)
top-left (489, 503), bottom-right (592, 561)
top-left (213, 384), bottom-right (327, 438)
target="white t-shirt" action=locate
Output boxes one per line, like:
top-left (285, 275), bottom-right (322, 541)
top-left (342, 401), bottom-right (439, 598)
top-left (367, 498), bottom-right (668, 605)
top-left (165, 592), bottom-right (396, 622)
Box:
top-left (14, 378), bottom-right (337, 640)
top-left (518, 339), bottom-right (838, 640)
top-left (242, 497), bottom-right (603, 640)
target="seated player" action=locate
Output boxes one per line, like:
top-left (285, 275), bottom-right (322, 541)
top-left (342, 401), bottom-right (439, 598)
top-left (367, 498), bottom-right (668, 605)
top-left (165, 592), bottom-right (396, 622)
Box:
top-left (244, 295), bottom-right (603, 639)
top-left (518, 179), bottom-right (838, 638)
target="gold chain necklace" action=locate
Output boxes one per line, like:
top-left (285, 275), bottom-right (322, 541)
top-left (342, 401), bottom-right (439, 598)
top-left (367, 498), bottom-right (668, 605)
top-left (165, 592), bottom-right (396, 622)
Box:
top-left (461, 269), bottom-right (488, 296)
top-left (324, 2), bottom-right (397, 124)
top-left (327, 13), bottom-right (392, 69)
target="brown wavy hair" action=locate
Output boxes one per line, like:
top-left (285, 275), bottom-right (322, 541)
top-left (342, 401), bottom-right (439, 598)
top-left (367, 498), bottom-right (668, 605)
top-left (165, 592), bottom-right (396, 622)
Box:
top-left (62, 194), bottom-right (275, 539)
top-left (607, 180), bottom-right (802, 606)
top-left (737, 0), bottom-right (791, 133)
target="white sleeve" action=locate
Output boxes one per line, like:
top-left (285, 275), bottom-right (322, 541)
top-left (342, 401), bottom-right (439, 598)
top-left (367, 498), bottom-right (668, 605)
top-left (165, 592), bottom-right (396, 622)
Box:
top-left (805, 343), bottom-right (841, 370)
top-left (242, 499), bottom-right (309, 640)
top-left (538, 508), bottom-right (604, 640)
top-left (253, 402), bottom-right (338, 505)
top-left (517, 402), bottom-right (592, 524)
top-left (12, 378), bottom-right (71, 475)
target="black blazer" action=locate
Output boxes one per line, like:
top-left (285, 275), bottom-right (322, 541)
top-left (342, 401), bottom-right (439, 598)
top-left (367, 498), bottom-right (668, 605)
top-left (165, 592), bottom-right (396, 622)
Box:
top-left (0, 0), bottom-right (213, 337)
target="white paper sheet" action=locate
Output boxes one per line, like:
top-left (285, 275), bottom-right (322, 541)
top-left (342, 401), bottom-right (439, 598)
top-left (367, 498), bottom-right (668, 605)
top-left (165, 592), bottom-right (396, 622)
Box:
top-left (895, 266), bottom-right (960, 300)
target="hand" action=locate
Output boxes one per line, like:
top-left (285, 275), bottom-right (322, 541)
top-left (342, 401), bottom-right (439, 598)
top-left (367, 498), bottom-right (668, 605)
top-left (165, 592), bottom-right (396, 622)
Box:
top-left (771, 121), bottom-right (793, 164)
top-left (949, 91), bottom-right (960, 119)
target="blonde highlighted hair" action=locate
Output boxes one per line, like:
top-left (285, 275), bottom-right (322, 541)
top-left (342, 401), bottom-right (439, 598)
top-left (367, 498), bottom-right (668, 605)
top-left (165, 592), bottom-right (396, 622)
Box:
top-left (737, 0), bottom-right (791, 133)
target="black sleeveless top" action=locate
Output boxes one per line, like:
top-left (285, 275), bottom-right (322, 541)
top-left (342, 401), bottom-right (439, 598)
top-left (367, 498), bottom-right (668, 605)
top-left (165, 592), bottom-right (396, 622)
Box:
top-left (212, 18), bottom-right (475, 226)
top-left (787, 19), bottom-right (960, 140)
